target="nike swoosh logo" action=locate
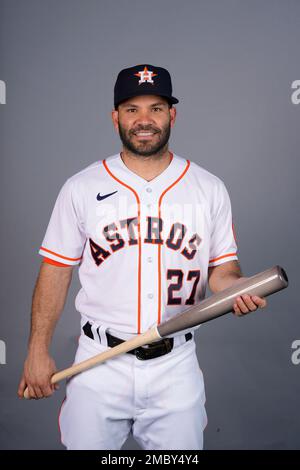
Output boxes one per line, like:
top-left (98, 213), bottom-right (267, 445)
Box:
top-left (96, 190), bottom-right (118, 201)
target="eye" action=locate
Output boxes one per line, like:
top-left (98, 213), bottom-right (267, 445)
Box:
top-left (127, 108), bottom-right (137, 113)
top-left (152, 107), bottom-right (162, 112)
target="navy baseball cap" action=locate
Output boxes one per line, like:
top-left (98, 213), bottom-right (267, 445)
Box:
top-left (114, 64), bottom-right (179, 109)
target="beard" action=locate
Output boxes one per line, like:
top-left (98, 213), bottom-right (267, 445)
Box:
top-left (118, 119), bottom-right (171, 157)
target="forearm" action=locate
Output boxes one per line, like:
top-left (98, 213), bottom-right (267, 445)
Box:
top-left (28, 263), bottom-right (73, 353)
top-left (211, 272), bottom-right (244, 292)
top-left (208, 260), bottom-right (244, 293)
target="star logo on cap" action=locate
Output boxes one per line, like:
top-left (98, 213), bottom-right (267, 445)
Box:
top-left (134, 66), bottom-right (158, 85)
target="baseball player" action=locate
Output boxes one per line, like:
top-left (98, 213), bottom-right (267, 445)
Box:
top-left (18, 64), bottom-right (267, 450)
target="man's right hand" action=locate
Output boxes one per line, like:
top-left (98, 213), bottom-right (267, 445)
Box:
top-left (18, 351), bottom-right (58, 399)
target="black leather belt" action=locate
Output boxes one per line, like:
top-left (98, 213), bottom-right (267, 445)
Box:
top-left (82, 321), bottom-right (192, 360)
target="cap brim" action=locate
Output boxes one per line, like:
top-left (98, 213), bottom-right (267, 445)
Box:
top-left (115, 91), bottom-right (179, 108)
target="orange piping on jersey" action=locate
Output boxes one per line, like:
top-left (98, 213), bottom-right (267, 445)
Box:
top-left (43, 257), bottom-right (70, 267)
top-left (157, 158), bottom-right (191, 325)
top-left (209, 252), bottom-right (237, 263)
top-left (103, 159), bottom-right (142, 334)
top-left (40, 246), bottom-right (82, 262)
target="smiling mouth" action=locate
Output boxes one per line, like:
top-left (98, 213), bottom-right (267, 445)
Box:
top-left (133, 131), bottom-right (158, 139)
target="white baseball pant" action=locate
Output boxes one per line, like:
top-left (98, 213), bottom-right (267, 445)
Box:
top-left (59, 330), bottom-right (207, 450)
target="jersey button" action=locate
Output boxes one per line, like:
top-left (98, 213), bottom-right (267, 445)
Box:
top-left (147, 257), bottom-right (153, 263)
top-left (148, 293), bottom-right (154, 299)
top-left (146, 187), bottom-right (152, 193)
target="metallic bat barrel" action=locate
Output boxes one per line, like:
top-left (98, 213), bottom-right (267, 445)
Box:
top-left (157, 265), bottom-right (288, 338)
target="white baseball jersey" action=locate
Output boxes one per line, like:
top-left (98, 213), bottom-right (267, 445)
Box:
top-left (39, 152), bottom-right (238, 335)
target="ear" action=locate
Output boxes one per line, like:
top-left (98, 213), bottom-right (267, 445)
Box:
top-left (111, 109), bottom-right (119, 132)
top-left (170, 106), bottom-right (177, 128)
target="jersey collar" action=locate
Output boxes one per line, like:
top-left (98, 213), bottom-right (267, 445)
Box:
top-left (103, 152), bottom-right (188, 194)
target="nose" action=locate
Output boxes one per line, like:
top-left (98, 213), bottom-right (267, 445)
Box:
top-left (135, 108), bottom-right (155, 123)
top-left (133, 109), bottom-right (157, 131)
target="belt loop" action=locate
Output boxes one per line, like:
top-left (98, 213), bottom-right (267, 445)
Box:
top-left (90, 323), bottom-right (100, 344)
top-left (97, 324), bottom-right (108, 346)
top-left (173, 331), bottom-right (193, 348)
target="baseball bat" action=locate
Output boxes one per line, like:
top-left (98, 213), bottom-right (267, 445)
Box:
top-left (23, 265), bottom-right (288, 399)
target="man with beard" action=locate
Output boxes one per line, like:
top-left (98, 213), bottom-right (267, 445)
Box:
top-left (18, 64), bottom-right (266, 450)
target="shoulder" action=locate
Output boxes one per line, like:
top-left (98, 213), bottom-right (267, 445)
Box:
top-left (175, 155), bottom-right (232, 215)
top-left (63, 154), bottom-right (118, 190)
top-left (175, 154), bottom-right (226, 192)
top-left (67, 159), bottom-right (104, 184)
top-left (188, 159), bottom-right (224, 187)
top-left (53, 155), bottom-right (118, 207)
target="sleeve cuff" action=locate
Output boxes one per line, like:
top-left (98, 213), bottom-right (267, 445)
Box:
top-left (208, 252), bottom-right (238, 267)
top-left (43, 257), bottom-right (70, 267)
top-left (39, 246), bottom-right (82, 266)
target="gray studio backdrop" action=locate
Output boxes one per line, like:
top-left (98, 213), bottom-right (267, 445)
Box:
top-left (0, 0), bottom-right (299, 450)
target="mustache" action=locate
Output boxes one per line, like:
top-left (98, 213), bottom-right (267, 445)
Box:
top-left (131, 127), bottom-right (160, 134)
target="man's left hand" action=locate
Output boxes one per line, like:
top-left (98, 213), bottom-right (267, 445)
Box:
top-left (233, 293), bottom-right (267, 316)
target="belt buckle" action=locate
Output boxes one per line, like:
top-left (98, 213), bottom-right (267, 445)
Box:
top-left (134, 347), bottom-right (148, 360)
top-left (134, 337), bottom-right (173, 360)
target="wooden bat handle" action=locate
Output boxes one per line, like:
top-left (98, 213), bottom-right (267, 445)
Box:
top-left (23, 326), bottom-right (160, 399)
